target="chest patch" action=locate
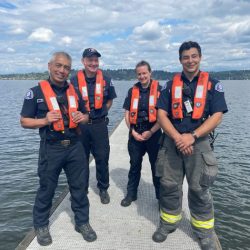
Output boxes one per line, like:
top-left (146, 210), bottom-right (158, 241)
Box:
top-left (37, 98), bottom-right (44, 103)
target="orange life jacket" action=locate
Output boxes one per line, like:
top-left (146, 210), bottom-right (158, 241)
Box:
top-left (39, 80), bottom-right (78, 131)
top-left (129, 80), bottom-right (159, 124)
top-left (77, 69), bottom-right (105, 111)
top-left (171, 72), bottom-right (211, 119)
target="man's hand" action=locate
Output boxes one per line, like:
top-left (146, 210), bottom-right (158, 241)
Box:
top-left (174, 133), bottom-right (195, 156)
top-left (180, 145), bottom-right (194, 156)
top-left (141, 130), bottom-right (153, 140)
top-left (45, 111), bottom-right (62, 125)
top-left (72, 111), bottom-right (89, 124)
top-left (132, 129), bottom-right (146, 142)
top-left (175, 133), bottom-right (195, 151)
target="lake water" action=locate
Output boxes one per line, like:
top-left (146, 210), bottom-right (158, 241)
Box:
top-left (0, 80), bottom-right (249, 250)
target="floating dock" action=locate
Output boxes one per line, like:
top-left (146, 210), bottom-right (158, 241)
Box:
top-left (17, 119), bottom-right (201, 250)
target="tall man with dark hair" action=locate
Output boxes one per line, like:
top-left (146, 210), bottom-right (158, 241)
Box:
top-left (20, 52), bottom-right (97, 246)
top-left (71, 48), bottom-right (117, 204)
top-left (153, 41), bottom-right (228, 250)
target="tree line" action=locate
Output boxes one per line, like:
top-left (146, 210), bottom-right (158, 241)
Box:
top-left (0, 69), bottom-right (249, 80)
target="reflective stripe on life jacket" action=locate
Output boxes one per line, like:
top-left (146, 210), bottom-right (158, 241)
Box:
top-left (77, 69), bottom-right (105, 111)
top-left (39, 80), bottom-right (78, 131)
top-left (129, 80), bottom-right (159, 124)
top-left (149, 80), bottom-right (159, 122)
top-left (171, 72), bottom-right (211, 120)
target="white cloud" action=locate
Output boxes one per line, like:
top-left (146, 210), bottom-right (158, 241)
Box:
top-left (0, 0), bottom-right (250, 73)
top-left (0, 8), bottom-right (9, 14)
top-left (7, 47), bottom-right (15, 53)
top-left (60, 36), bottom-right (72, 45)
top-left (133, 21), bottom-right (164, 41)
top-left (9, 28), bottom-right (25, 34)
top-left (224, 20), bottom-right (250, 39)
top-left (28, 27), bottom-right (54, 42)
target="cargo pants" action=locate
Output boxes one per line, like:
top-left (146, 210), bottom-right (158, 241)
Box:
top-left (156, 134), bottom-right (218, 238)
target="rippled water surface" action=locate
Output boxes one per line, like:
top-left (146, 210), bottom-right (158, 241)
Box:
top-left (0, 80), bottom-right (249, 250)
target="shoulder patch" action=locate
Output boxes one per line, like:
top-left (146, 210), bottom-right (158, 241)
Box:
top-left (215, 82), bottom-right (224, 92)
top-left (24, 89), bottom-right (34, 99)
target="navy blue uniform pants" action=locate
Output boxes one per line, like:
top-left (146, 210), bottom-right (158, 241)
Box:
top-left (80, 119), bottom-right (110, 191)
top-left (127, 129), bottom-right (162, 199)
top-left (33, 140), bottom-right (89, 229)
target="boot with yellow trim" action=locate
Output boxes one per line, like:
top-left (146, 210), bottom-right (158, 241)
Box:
top-left (152, 219), bottom-right (176, 243)
top-left (199, 231), bottom-right (222, 250)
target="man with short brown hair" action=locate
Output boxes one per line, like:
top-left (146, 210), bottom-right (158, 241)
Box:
top-left (153, 41), bottom-right (228, 250)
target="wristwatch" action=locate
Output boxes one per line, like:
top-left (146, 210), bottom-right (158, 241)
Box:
top-left (191, 131), bottom-right (198, 141)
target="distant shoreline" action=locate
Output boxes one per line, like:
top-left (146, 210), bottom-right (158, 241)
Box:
top-left (0, 69), bottom-right (249, 80)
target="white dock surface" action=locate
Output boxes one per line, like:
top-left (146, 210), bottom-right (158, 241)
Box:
top-left (25, 119), bottom-right (200, 250)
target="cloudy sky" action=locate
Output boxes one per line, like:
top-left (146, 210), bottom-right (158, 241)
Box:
top-left (0, 0), bottom-right (250, 74)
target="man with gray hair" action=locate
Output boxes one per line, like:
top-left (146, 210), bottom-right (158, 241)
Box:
top-left (20, 52), bottom-right (97, 246)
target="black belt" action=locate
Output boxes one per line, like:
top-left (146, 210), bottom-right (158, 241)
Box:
top-left (88, 116), bottom-right (107, 124)
top-left (46, 139), bottom-right (78, 146)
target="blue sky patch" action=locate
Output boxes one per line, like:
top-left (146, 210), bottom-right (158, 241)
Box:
top-left (159, 18), bottom-right (189, 26)
top-left (0, 1), bottom-right (17, 9)
top-left (91, 28), bottom-right (133, 42)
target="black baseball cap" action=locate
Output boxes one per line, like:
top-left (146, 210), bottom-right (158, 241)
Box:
top-left (82, 48), bottom-right (101, 58)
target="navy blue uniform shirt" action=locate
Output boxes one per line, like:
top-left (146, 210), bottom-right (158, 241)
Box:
top-left (123, 80), bottom-right (162, 125)
top-left (157, 72), bottom-right (228, 133)
top-left (70, 70), bottom-right (117, 119)
top-left (20, 79), bottom-right (87, 140)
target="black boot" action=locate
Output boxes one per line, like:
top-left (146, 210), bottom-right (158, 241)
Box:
top-left (152, 220), bottom-right (176, 243)
top-left (35, 226), bottom-right (52, 246)
top-left (199, 231), bottom-right (221, 250)
top-left (99, 189), bottom-right (110, 204)
top-left (75, 223), bottom-right (97, 242)
top-left (121, 195), bottom-right (137, 207)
